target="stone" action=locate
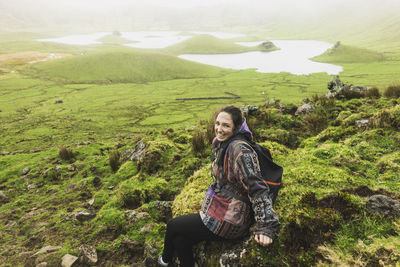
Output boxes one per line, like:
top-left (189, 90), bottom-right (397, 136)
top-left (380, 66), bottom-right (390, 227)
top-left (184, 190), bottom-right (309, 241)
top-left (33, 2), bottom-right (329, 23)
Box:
top-left (0, 190), bottom-right (9, 203)
top-left (355, 119), bottom-right (370, 129)
top-left (241, 105), bottom-right (259, 117)
top-left (33, 245), bottom-right (62, 256)
top-left (21, 167), bottom-right (30, 175)
top-left (36, 263), bottom-right (47, 267)
top-left (70, 211), bottom-right (95, 222)
top-left (55, 100), bottom-right (63, 104)
top-left (27, 184), bottom-right (37, 190)
top-left (140, 224), bottom-right (154, 233)
top-left (295, 103), bottom-right (315, 116)
top-left (367, 195), bottom-right (400, 217)
top-left (61, 254), bottom-right (78, 267)
top-left (125, 210), bottom-right (150, 225)
top-left (1, 151), bottom-right (10, 156)
top-left (78, 245), bottom-right (98, 265)
top-left (88, 199), bottom-right (94, 206)
top-left (121, 140), bottom-right (146, 162)
top-left (55, 165), bottom-right (62, 171)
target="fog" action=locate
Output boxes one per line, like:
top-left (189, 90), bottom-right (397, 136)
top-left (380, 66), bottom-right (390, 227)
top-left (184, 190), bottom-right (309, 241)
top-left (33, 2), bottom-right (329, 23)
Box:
top-left (1, 0), bottom-right (399, 33)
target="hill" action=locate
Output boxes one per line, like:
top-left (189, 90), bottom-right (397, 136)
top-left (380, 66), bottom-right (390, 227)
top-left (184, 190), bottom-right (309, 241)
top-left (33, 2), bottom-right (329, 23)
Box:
top-left (312, 42), bottom-right (385, 63)
top-left (1, 91), bottom-right (399, 266)
top-left (163, 34), bottom-right (278, 55)
top-left (24, 47), bottom-right (225, 84)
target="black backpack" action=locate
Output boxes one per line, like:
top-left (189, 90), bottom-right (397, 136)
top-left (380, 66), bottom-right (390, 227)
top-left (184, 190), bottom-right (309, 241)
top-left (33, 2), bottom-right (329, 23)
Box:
top-left (213, 135), bottom-right (283, 204)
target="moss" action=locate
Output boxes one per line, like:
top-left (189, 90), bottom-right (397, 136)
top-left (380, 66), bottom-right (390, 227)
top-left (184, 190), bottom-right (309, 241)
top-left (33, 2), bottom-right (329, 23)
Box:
top-left (172, 166), bottom-right (211, 217)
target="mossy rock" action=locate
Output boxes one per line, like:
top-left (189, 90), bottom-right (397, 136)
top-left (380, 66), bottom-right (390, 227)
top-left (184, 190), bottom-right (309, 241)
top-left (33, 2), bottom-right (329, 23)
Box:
top-left (172, 166), bottom-right (211, 217)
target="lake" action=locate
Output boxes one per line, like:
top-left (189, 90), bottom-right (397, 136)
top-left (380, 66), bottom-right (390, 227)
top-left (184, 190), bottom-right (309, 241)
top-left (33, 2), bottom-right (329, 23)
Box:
top-left (37, 32), bottom-right (342, 75)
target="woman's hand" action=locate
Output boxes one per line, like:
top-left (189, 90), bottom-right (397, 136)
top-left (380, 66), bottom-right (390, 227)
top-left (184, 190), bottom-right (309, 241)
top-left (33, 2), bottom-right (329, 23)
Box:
top-left (254, 234), bottom-right (273, 246)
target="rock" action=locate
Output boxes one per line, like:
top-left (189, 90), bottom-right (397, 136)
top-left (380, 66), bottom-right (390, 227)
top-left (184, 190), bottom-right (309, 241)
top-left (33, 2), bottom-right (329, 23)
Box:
top-left (61, 254), bottom-right (78, 267)
top-left (241, 105), bottom-right (259, 117)
top-left (121, 140), bottom-right (146, 162)
top-left (33, 245), bottom-right (62, 256)
top-left (295, 103), bottom-right (315, 116)
top-left (55, 100), bottom-right (63, 104)
top-left (88, 199), bottom-right (94, 206)
top-left (70, 211), bottom-right (95, 222)
top-left (140, 223), bottom-right (154, 233)
top-left (6, 221), bottom-right (17, 228)
top-left (355, 119), bottom-right (370, 129)
top-left (55, 165), bottom-right (62, 171)
top-left (36, 263), bottom-right (47, 267)
top-left (78, 245), bottom-right (98, 265)
top-left (21, 167), bottom-right (30, 175)
top-left (0, 190), bottom-right (9, 203)
top-left (367, 195), bottom-right (400, 217)
top-left (67, 165), bottom-right (75, 171)
top-left (1, 151), bottom-right (10, 156)
top-left (121, 238), bottom-right (144, 261)
top-left (125, 210), bottom-right (150, 225)
top-left (27, 184), bottom-right (37, 190)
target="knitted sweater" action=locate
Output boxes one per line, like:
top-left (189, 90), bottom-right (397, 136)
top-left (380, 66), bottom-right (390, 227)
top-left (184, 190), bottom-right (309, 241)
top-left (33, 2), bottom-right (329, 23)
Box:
top-left (200, 138), bottom-right (279, 240)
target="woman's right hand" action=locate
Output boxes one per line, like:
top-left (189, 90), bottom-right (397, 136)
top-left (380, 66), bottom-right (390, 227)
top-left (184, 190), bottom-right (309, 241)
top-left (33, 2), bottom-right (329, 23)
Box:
top-left (254, 234), bottom-right (273, 246)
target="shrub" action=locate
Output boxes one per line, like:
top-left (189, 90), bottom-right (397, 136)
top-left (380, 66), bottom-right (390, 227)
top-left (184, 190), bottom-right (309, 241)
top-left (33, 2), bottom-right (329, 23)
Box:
top-left (303, 113), bottom-right (328, 134)
top-left (383, 85), bottom-right (400, 98)
top-left (109, 149), bottom-right (121, 172)
top-left (365, 87), bottom-right (381, 98)
top-left (191, 128), bottom-right (206, 154)
top-left (58, 146), bottom-right (73, 160)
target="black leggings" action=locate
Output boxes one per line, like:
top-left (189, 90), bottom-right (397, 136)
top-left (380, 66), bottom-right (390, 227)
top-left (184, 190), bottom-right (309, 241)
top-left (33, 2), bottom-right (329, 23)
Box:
top-left (162, 213), bottom-right (224, 267)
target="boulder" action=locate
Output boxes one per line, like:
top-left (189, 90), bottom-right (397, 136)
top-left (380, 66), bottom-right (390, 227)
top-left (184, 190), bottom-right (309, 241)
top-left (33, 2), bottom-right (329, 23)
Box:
top-left (295, 103), bottom-right (315, 116)
top-left (78, 245), bottom-right (98, 265)
top-left (367, 195), bottom-right (400, 217)
top-left (61, 254), bottom-right (78, 267)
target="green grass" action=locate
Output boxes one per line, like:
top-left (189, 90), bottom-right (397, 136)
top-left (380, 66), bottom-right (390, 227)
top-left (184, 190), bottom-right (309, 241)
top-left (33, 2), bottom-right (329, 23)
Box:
top-left (163, 34), bottom-right (278, 55)
top-left (1, 28), bottom-right (400, 266)
top-left (23, 47), bottom-right (226, 84)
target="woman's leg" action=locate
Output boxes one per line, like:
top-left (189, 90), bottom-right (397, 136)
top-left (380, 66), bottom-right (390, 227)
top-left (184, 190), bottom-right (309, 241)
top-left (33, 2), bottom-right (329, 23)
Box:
top-left (162, 213), bottom-right (223, 267)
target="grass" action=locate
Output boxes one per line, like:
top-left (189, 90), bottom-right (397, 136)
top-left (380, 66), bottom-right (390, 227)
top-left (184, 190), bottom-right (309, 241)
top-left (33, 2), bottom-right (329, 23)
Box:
top-left (163, 34), bottom-right (278, 55)
top-left (1, 28), bottom-right (400, 266)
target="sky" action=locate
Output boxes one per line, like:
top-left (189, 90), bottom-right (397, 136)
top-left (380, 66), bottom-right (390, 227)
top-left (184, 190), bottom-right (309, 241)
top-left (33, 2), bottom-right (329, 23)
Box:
top-left (1, 0), bottom-right (399, 32)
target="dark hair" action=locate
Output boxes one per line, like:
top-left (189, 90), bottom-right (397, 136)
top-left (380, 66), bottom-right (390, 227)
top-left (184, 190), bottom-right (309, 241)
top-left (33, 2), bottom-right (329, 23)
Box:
top-left (219, 106), bottom-right (243, 132)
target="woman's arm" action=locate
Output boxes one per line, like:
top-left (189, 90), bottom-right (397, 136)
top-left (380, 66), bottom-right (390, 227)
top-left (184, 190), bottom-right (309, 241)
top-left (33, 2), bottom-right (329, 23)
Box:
top-left (231, 142), bottom-right (279, 243)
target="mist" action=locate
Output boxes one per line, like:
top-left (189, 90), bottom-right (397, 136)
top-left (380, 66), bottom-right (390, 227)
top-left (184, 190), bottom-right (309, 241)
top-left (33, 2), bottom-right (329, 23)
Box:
top-left (1, 0), bottom-right (400, 35)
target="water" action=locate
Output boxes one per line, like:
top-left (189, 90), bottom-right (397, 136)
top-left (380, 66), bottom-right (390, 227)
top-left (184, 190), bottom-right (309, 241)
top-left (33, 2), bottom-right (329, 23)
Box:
top-left (179, 40), bottom-right (343, 75)
top-left (37, 32), bottom-right (342, 75)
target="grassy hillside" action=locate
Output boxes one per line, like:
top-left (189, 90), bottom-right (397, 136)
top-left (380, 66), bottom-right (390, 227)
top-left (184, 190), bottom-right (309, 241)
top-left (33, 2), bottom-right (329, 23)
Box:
top-left (23, 47), bottom-right (225, 84)
top-left (163, 34), bottom-right (278, 55)
top-left (1, 93), bottom-right (399, 266)
top-left (312, 42), bottom-right (385, 63)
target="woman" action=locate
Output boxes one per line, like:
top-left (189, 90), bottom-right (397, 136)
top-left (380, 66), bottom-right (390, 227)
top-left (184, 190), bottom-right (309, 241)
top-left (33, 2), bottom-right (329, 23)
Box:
top-left (159, 106), bottom-right (279, 267)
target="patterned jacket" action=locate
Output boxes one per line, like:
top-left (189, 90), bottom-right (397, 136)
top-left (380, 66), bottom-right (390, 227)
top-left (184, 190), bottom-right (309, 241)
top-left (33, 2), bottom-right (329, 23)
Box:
top-left (200, 137), bottom-right (279, 240)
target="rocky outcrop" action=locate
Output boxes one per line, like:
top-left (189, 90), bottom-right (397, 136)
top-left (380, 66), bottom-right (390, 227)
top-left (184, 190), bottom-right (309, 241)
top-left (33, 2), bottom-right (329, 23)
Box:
top-left (295, 103), bottom-right (315, 116)
top-left (122, 140), bottom-right (146, 162)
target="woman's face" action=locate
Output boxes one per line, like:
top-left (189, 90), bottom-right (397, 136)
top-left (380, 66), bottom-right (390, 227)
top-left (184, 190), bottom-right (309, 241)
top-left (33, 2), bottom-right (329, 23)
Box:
top-left (215, 112), bottom-right (235, 142)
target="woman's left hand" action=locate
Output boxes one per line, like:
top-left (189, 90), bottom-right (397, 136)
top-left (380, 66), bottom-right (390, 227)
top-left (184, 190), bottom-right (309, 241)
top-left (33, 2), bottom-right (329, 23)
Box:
top-left (254, 234), bottom-right (273, 246)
